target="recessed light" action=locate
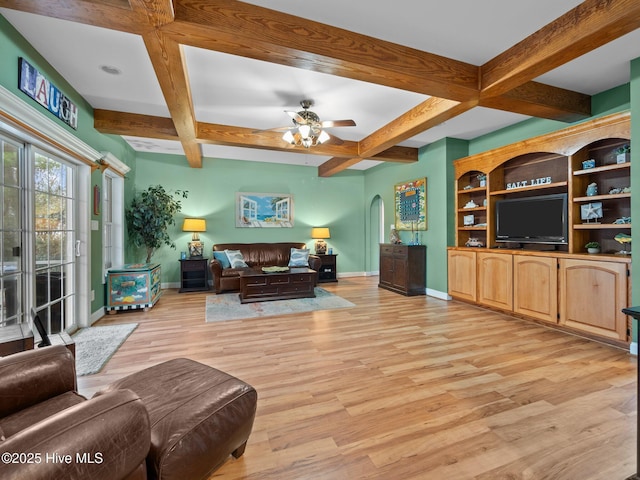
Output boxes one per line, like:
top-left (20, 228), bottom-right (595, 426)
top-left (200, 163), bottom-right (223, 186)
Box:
top-left (100, 65), bottom-right (122, 75)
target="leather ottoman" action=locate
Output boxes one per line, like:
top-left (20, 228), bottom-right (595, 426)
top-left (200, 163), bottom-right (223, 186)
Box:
top-left (101, 358), bottom-right (257, 480)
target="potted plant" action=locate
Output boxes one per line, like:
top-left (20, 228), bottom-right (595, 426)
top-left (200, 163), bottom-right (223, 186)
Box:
top-left (585, 241), bottom-right (600, 254)
top-left (126, 185), bottom-right (188, 263)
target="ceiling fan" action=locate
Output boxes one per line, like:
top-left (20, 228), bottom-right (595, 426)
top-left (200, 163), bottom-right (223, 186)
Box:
top-left (265, 100), bottom-right (356, 148)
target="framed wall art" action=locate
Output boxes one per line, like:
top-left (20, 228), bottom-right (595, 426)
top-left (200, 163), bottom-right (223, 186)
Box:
top-left (394, 178), bottom-right (427, 231)
top-left (236, 192), bottom-right (294, 228)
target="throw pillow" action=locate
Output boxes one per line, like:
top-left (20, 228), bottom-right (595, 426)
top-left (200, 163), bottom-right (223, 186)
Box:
top-left (213, 251), bottom-right (231, 269)
top-left (288, 247), bottom-right (310, 267)
top-left (225, 249), bottom-right (248, 268)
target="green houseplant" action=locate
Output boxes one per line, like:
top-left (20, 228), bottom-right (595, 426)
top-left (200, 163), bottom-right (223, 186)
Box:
top-left (585, 241), bottom-right (600, 254)
top-left (126, 185), bottom-right (188, 263)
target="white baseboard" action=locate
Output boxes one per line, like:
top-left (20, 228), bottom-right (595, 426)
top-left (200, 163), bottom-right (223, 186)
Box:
top-left (337, 271), bottom-right (368, 278)
top-left (630, 342), bottom-right (638, 356)
top-left (90, 306), bottom-right (106, 326)
top-left (426, 288), bottom-right (452, 300)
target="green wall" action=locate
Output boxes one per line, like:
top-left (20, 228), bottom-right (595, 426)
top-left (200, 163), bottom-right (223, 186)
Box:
top-left (132, 153), bottom-right (366, 283)
top-left (0, 16), bottom-right (137, 315)
top-left (363, 137), bottom-right (468, 294)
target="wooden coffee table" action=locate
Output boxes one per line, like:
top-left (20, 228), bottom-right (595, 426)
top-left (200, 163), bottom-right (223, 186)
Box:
top-left (239, 267), bottom-right (316, 304)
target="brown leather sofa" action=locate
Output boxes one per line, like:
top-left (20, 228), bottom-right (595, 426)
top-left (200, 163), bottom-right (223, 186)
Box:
top-left (0, 345), bottom-right (257, 480)
top-left (210, 242), bottom-right (321, 293)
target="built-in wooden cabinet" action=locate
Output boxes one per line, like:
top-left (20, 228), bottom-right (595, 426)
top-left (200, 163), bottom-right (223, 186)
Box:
top-left (477, 252), bottom-right (513, 311)
top-left (379, 244), bottom-right (426, 296)
top-left (513, 255), bottom-right (558, 324)
top-left (448, 112), bottom-right (632, 347)
top-left (447, 249), bottom-right (477, 302)
top-left (559, 258), bottom-right (628, 342)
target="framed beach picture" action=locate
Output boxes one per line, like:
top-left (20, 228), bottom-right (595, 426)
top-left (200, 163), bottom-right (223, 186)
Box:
top-left (236, 192), bottom-right (294, 228)
top-left (394, 178), bottom-right (427, 231)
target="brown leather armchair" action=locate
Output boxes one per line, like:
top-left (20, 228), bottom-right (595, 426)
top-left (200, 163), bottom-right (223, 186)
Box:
top-left (0, 346), bottom-right (150, 480)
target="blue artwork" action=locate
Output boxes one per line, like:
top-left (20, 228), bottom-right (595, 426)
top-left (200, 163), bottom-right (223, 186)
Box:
top-left (236, 192), bottom-right (293, 227)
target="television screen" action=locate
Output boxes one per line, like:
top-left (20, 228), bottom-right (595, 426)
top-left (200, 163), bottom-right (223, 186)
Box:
top-left (495, 193), bottom-right (568, 244)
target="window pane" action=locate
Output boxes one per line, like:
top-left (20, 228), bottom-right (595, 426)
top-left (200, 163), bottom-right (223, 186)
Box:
top-left (3, 142), bottom-right (19, 186)
top-left (3, 186), bottom-right (20, 230)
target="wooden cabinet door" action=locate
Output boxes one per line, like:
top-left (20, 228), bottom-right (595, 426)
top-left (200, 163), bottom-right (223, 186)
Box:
top-left (392, 256), bottom-right (408, 289)
top-left (447, 250), bottom-right (477, 302)
top-left (513, 255), bottom-right (558, 324)
top-left (477, 252), bottom-right (513, 311)
top-left (559, 258), bottom-right (628, 341)
top-left (379, 252), bottom-right (394, 286)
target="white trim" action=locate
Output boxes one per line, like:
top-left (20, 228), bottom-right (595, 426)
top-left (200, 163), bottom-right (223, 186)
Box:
top-left (0, 84), bottom-right (128, 173)
top-left (101, 151), bottom-right (130, 176)
top-left (630, 342), bottom-right (638, 356)
top-left (0, 85), bottom-right (100, 162)
top-left (90, 306), bottom-right (106, 326)
top-left (426, 288), bottom-right (452, 300)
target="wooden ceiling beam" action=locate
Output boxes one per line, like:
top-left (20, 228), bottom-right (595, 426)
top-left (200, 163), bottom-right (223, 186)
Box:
top-left (318, 157), bottom-right (365, 178)
top-left (359, 98), bottom-right (478, 159)
top-left (481, 0), bottom-right (640, 99)
top-left (165, 0), bottom-right (480, 102)
top-left (142, 32), bottom-right (201, 167)
top-left (480, 81), bottom-right (591, 121)
top-left (197, 122), bottom-right (360, 157)
top-left (0, 0), bottom-right (149, 33)
top-left (94, 109), bottom-right (178, 138)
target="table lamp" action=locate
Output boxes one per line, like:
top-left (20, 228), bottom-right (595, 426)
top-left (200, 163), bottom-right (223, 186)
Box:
top-left (182, 218), bottom-right (207, 258)
top-left (311, 227), bottom-right (330, 254)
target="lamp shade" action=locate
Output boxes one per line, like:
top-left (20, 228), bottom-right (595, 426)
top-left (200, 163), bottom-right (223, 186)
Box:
top-left (182, 218), bottom-right (207, 232)
top-left (311, 227), bottom-right (330, 239)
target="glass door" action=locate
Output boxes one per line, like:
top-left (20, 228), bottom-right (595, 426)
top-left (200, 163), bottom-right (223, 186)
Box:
top-left (33, 150), bottom-right (77, 334)
top-left (0, 136), bottom-right (23, 326)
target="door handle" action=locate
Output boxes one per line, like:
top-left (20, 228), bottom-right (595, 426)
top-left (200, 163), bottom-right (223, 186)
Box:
top-left (75, 240), bottom-right (81, 257)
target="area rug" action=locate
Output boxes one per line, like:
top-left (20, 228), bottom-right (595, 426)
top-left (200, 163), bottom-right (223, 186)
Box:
top-left (206, 287), bottom-right (355, 322)
top-left (73, 323), bottom-right (138, 376)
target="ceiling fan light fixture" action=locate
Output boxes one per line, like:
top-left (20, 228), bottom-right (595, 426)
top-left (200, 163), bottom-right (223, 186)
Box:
top-left (298, 124), bottom-right (311, 138)
top-left (317, 130), bottom-right (330, 144)
top-left (282, 130), bottom-right (295, 144)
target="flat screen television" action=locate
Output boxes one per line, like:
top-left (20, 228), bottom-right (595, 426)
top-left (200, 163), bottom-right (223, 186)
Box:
top-left (495, 193), bottom-right (568, 245)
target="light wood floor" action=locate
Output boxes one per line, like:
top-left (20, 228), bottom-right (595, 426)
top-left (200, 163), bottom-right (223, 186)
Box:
top-left (78, 277), bottom-right (637, 480)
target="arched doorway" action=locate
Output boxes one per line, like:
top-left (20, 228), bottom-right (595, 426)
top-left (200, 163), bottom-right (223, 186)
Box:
top-left (368, 195), bottom-right (384, 273)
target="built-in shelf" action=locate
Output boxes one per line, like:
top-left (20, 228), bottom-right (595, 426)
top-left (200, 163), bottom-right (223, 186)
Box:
top-left (457, 186), bottom-right (486, 194)
top-left (459, 226), bottom-right (487, 231)
top-left (573, 162), bottom-right (630, 176)
top-left (573, 223), bottom-right (631, 230)
top-left (458, 206), bottom-right (486, 212)
top-left (574, 193), bottom-right (631, 202)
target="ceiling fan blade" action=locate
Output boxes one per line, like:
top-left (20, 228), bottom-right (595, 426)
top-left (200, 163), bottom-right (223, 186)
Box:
top-left (285, 110), bottom-right (306, 124)
top-left (321, 119), bottom-right (356, 128)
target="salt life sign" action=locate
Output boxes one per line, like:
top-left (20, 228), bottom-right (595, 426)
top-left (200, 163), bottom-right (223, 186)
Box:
top-left (506, 177), bottom-right (552, 190)
top-left (18, 58), bottom-right (78, 129)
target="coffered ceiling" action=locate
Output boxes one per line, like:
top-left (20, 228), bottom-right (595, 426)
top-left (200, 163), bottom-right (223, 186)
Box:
top-left (1, 0), bottom-right (640, 175)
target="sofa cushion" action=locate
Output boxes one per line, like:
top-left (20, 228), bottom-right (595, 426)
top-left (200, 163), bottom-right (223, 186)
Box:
top-left (225, 250), bottom-right (248, 268)
top-left (213, 251), bottom-right (231, 269)
top-left (288, 248), bottom-right (310, 267)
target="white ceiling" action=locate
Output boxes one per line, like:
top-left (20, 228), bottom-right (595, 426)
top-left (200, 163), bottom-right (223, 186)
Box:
top-left (2, 1), bottom-right (639, 170)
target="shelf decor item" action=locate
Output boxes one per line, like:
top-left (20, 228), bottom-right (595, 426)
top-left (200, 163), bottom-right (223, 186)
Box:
top-left (585, 241), bottom-right (600, 254)
top-left (464, 215), bottom-right (474, 226)
top-left (614, 233), bottom-right (631, 255)
top-left (614, 144), bottom-right (630, 164)
top-left (477, 173), bottom-right (486, 187)
top-left (582, 159), bottom-right (596, 169)
top-left (182, 218), bottom-right (207, 258)
top-left (580, 202), bottom-right (603, 223)
top-left (586, 182), bottom-right (598, 196)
